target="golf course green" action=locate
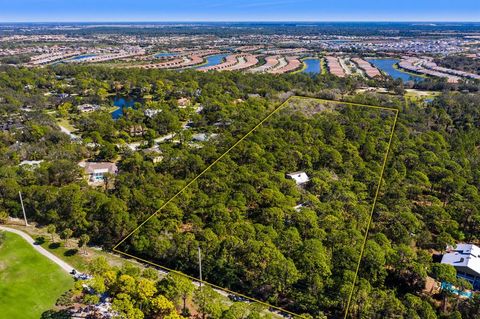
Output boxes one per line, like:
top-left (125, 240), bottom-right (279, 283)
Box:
top-left (0, 231), bottom-right (74, 319)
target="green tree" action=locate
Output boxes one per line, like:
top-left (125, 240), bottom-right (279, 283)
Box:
top-left (193, 286), bottom-right (224, 319)
top-left (431, 263), bottom-right (457, 283)
top-left (87, 257), bottom-right (111, 276)
top-left (111, 293), bottom-right (144, 319)
top-left (60, 228), bottom-right (73, 247)
top-left (160, 273), bottom-right (195, 315)
top-left (47, 224), bottom-right (56, 243)
top-left (150, 295), bottom-right (183, 318)
top-left (0, 210), bottom-right (9, 224)
top-left (78, 234), bottom-right (90, 255)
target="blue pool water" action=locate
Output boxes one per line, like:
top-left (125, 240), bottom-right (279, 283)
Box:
top-left (111, 97), bottom-right (136, 119)
top-left (196, 54), bottom-right (229, 69)
top-left (303, 58), bottom-right (321, 74)
top-left (367, 59), bottom-right (423, 83)
top-left (441, 282), bottom-right (473, 299)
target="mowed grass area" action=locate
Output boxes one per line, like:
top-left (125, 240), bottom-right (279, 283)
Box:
top-left (8, 225), bottom-right (145, 273)
top-left (0, 232), bottom-right (74, 319)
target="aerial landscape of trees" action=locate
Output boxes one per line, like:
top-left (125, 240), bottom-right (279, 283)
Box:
top-left (1, 64), bottom-right (480, 318)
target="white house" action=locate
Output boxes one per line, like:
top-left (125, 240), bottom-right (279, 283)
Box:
top-left (19, 160), bottom-right (44, 170)
top-left (144, 109), bottom-right (162, 118)
top-left (441, 243), bottom-right (480, 290)
top-left (192, 133), bottom-right (218, 142)
top-left (79, 161), bottom-right (118, 185)
top-left (286, 171), bottom-right (310, 185)
top-left (77, 104), bottom-right (100, 113)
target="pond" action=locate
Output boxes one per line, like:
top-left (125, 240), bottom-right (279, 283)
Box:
top-left (303, 58), bottom-right (321, 74)
top-left (154, 52), bottom-right (178, 58)
top-left (367, 59), bottom-right (424, 83)
top-left (195, 54), bottom-right (229, 69)
top-left (70, 54), bottom-right (96, 60)
top-left (111, 97), bottom-right (137, 119)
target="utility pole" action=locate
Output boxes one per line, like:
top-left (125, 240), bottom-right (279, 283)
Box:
top-left (198, 246), bottom-right (205, 319)
top-left (198, 246), bottom-right (203, 285)
top-left (19, 191), bottom-right (28, 226)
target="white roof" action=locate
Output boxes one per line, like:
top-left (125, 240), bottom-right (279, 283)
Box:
top-left (92, 168), bottom-right (109, 174)
top-left (286, 171), bottom-right (310, 185)
top-left (441, 243), bottom-right (480, 277)
top-left (79, 161), bottom-right (118, 175)
top-left (192, 133), bottom-right (218, 142)
top-left (19, 160), bottom-right (44, 166)
top-left (144, 109), bottom-right (162, 118)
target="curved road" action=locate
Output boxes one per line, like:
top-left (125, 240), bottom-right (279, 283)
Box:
top-left (0, 226), bottom-right (76, 274)
top-left (0, 226), bottom-right (288, 317)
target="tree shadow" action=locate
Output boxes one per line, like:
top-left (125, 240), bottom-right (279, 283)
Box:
top-left (49, 242), bottom-right (61, 249)
top-left (34, 236), bottom-right (45, 245)
top-left (64, 249), bottom-right (78, 257)
top-left (40, 309), bottom-right (70, 319)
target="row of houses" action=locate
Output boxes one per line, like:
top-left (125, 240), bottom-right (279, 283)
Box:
top-left (77, 97), bottom-right (190, 115)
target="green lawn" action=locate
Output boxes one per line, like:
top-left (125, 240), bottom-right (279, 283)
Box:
top-left (0, 232), bottom-right (74, 319)
top-left (37, 238), bottom-right (89, 272)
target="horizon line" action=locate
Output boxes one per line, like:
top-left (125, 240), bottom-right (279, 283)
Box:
top-left (1, 20), bottom-right (479, 24)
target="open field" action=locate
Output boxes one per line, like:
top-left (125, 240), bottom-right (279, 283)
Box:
top-left (0, 231), bottom-right (74, 319)
top-left (5, 224), bottom-right (143, 272)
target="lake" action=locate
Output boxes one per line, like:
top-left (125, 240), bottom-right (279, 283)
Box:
top-left (154, 52), bottom-right (178, 58)
top-left (367, 59), bottom-right (423, 83)
top-left (303, 58), bottom-right (321, 74)
top-left (71, 54), bottom-right (96, 60)
top-left (111, 97), bottom-right (137, 119)
top-left (196, 54), bottom-right (229, 69)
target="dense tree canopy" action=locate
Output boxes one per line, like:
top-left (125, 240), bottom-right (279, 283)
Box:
top-left (1, 65), bottom-right (480, 318)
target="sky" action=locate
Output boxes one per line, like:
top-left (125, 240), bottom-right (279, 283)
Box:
top-left (1, 0), bottom-right (479, 22)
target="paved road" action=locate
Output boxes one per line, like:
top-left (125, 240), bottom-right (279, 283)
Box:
top-left (0, 226), bottom-right (76, 274)
top-left (0, 226), bottom-right (288, 316)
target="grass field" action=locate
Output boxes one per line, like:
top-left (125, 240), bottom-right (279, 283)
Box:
top-left (6, 224), bottom-right (144, 273)
top-left (0, 232), bottom-right (74, 319)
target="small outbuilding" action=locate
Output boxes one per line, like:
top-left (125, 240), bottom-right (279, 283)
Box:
top-left (19, 160), bottom-right (44, 170)
top-left (177, 97), bottom-right (191, 108)
top-left (286, 171), bottom-right (310, 185)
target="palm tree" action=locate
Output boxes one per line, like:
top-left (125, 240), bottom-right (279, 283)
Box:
top-left (47, 224), bottom-right (56, 243)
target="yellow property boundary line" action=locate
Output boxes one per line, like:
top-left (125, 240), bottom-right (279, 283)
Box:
top-left (112, 96), bottom-right (399, 318)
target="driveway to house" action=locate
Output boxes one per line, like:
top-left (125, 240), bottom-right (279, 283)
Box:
top-left (0, 226), bottom-right (76, 274)
top-left (59, 124), bottom-right (80, 140)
